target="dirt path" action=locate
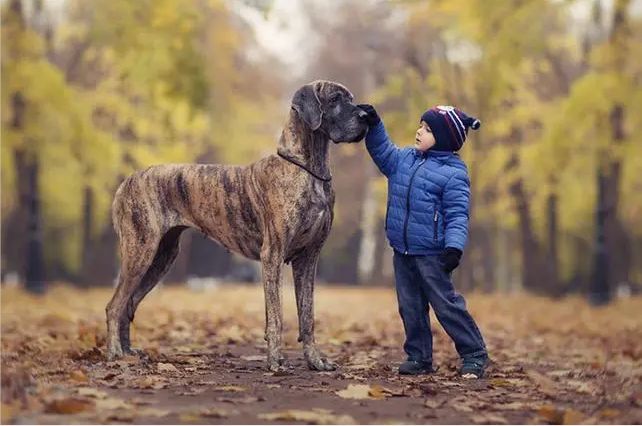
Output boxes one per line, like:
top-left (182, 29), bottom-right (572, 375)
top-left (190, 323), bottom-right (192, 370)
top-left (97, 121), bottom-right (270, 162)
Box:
top-left (2, 285), bottom-right (642, 424)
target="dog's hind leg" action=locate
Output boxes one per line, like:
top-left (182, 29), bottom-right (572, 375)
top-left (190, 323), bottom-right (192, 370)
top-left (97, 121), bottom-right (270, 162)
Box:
top-left (106, 230), bottom-right (161, 360)
top-left (119, 225), bottom-right (187, 354)
top-left (292, 247), bottom-right (337, 371)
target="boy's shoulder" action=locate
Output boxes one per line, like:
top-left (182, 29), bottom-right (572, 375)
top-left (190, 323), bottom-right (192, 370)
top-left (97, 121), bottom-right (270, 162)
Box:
top-left (432, 154), bottom-right (468, 173)
top-left (440, 156), bottom-right (469, 184)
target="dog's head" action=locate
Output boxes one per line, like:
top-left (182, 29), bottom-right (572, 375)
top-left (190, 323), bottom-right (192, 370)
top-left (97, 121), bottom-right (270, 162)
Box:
top-left (292, 80), bottom-right (369, 143)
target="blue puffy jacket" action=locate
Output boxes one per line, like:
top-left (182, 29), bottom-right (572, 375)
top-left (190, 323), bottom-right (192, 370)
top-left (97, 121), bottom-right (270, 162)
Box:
top-left (365, 121), bottom-right (470, 255)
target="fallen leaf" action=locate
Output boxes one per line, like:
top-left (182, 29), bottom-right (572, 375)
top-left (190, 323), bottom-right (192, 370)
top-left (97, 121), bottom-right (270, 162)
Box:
top-left (1, 402), bottom-right (19, 423)
top-left (537, 405), bottom-right (564, 424)
top-left (266, 384), bottom-right (281, 389)
top-left (44, 398), bottom-right (95, 414)
top-left (95, 372), bottom-right (118, 381)
top-left (77, 387), bottom-right (108, 399)
top-left (137, 407), bottom-right (170, 417)
top-left (598, 408), bottom-right (619, 419)
top-left (566, 380), bottom-right (597, 395)
top-left (95, 397), bottom-right (133, 411)
top-left (177, 388), bottom-right (206, 396)
top-left (563, 409), bottom-right (584, 425)
top-left (548, 370), bottom-right (573, 378)
top-left (241, 355), bottom-right (265, 361)
top-left (139, 375), bottom-right (167, 389)
top-left (368, 385), bottom-right (389, 399)
top-left (157, 362), bottom-right (179, 373)
top-left (216, 396), bottom-right (259, 404)
top-left (214, 385), bottom-right (246, 392)
top-left (336, 384), bottom-right (373, 399)
top-left (494, 401), bottom-right (534, 410)
top-left (489, 378), bottom-right (512, 387)
top-left (130, 397), bottom-right (156, 406)
top-left (470, 413), bottom-right (509, 424)
top-left (450, 401), bottom-right (474, 412)
top-left (461, 373), bottom-right (480, 380)
top-left (105, 412), bottom-right (134, 422)
top-left (424, 399), bottom-right (445, 409)
top-left (199, 408), bottom-right (238, 418)
top-left (69, 369), bottom-right (88, 383)
top-left (179, 413), bottom-right (202, 423)
top-left (527, 370), bottom-right (557, 397)
top-left (258, 409), bottom-right (356, 425)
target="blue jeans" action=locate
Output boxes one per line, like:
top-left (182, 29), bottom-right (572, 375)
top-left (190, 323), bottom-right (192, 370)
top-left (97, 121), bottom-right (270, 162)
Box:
top-left (393, 251), bottom-right (487, 364)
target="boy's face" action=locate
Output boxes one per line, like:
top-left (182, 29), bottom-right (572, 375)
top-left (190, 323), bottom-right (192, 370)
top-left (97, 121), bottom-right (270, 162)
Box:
top-left (415, 121), bottom-right (436, 152)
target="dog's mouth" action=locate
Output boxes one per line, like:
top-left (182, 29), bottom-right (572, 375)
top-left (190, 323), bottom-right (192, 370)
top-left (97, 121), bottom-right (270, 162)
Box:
top-left (331, 127), bottom-right (369, 144)
top-left (351, 127), bottom-right (368, 143)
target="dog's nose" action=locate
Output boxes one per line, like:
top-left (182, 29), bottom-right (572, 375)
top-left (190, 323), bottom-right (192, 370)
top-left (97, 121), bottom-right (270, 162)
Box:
top-left (357, 109), bottom-right (368, 120)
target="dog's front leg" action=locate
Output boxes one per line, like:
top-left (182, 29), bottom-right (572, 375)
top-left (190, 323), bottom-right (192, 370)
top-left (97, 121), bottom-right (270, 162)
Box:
top-left (292, 248), bottom-right (337, 371)
top-left (261, 248), bottom-right (286, 372)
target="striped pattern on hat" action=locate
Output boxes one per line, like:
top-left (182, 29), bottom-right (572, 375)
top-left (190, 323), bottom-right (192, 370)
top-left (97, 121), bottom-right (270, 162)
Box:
top-left (421, 105), bottom-right (481, 152)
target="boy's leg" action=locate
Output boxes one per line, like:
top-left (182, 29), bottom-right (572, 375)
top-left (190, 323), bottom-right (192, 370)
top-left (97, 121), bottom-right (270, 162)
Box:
top-left (393, 251), bottom-right (433, 368)
top-left (414, 255), bottom-right (487, 363)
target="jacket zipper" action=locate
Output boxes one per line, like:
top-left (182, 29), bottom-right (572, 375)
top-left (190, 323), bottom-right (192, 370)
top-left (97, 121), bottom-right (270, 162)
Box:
top-left (433, 210), bottom-right (438, 244)
top-left (403, 158), bottom-right (426, 254)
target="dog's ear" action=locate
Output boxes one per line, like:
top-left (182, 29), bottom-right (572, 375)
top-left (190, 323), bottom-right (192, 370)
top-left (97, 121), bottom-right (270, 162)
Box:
top-left (292, 82), bottom-right (323, 131)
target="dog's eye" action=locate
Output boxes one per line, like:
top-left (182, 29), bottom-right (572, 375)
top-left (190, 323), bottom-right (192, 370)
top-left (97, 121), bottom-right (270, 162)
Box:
top-left (329, 93), bottom-right (341, 103)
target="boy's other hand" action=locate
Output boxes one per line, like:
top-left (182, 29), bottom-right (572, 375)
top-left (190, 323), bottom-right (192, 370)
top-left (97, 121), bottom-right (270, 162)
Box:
top-left (357, 104), bottom-right (381, 127)
top-left (439, 247), bottom-right (462, 273)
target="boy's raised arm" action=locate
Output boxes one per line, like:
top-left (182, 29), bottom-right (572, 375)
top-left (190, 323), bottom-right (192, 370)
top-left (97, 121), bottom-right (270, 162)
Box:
top-left (358, 104), bottom-right (401, 177)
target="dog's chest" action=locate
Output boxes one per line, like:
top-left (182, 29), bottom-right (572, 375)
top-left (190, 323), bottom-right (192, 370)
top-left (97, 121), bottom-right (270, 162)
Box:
top-left (291, 181), bottom-right (333, 249)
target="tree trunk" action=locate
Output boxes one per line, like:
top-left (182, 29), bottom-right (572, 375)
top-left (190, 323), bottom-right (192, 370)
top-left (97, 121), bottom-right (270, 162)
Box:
top-left (506, 146), bottom-right (543, 293)
top-left (479, 223), bottom-right (496, 292)
top-left (24, 157), bottom-right (46, 294)
top-left (80, 185), bottom-right (94, 287)
top-left (357, 162), bottom-right (378, 285)
top-left (590, 0), bottom-right (631, 305)
top-left (495, 226), bottom-right (511, 292)
top-left (591, 169), bottom-right (610, 304)
top-left (546, 187), bottom-right (560, 294)
top-left (1, 1), bottom-right (30, 281)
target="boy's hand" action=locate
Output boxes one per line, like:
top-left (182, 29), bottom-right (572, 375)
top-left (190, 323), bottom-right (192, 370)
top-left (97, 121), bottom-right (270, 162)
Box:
top-left (357, 104), bottom-right (381, 127)
top-left (439, 247), bottom-right (462, 274)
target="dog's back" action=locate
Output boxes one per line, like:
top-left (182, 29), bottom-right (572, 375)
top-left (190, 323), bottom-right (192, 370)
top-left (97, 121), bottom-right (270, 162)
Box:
top-left (112, 163), bottom-right (264, 259)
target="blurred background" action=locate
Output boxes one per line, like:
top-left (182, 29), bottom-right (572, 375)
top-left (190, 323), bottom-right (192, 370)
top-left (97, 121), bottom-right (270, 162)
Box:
top-left (2, 0), bottom-right (641, 305)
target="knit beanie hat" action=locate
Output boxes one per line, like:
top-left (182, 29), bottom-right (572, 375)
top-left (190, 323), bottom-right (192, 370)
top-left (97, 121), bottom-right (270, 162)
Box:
top-left (420, 105), bottom-right (481, 152)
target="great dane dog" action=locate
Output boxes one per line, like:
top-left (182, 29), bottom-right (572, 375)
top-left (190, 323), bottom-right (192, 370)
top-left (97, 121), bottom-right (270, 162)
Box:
top-left (106, 80), bottom-right (369, 371)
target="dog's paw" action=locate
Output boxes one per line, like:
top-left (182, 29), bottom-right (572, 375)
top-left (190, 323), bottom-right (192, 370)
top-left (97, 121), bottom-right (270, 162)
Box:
top-left (124, 347), bottom-right (148, 359)
top-left (267, 352), bottom-right (286, 372)
top-left (305, 348), bottom-right (338, 371)
top-left (106, 347), bottom-right (124, 361)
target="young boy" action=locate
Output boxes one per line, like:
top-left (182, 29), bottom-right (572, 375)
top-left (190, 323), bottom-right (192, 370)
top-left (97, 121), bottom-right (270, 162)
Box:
top-left (358, 103), bottom-right (489, 378)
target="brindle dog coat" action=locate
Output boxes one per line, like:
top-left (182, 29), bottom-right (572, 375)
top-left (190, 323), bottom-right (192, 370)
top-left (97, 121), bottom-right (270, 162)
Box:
top-left (106, 80), bottom-right (369, 371)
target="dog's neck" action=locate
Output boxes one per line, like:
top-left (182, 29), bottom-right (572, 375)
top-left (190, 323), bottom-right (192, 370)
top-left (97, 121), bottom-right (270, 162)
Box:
top-left (278, 108), bottom-right (330, 180)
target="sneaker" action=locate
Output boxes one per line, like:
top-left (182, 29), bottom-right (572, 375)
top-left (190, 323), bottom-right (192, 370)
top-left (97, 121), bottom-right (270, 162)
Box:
top-left (398, 360), bottom-right (434, 375)
top-left (459, 356), bottom-right (490, 379)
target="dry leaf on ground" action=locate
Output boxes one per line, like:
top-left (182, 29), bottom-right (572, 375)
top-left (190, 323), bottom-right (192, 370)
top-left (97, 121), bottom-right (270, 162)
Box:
top-left (336, 384), bottom-right (373, 399)
top-left (258, 409), bottom-right (356, 425)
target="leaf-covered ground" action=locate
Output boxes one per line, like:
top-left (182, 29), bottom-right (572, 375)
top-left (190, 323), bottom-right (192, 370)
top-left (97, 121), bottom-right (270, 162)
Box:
top-left (2, 283), bottom-right (642, 424)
